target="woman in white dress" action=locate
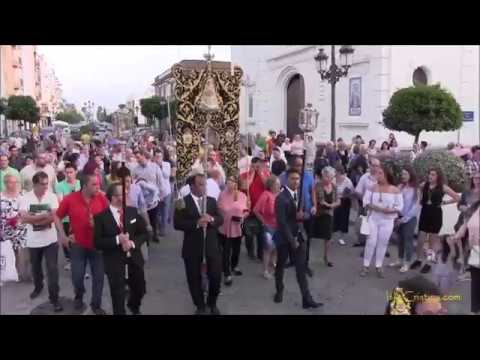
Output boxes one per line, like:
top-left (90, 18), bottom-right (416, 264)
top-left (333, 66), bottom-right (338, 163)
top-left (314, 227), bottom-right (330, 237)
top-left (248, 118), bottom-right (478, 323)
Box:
top-left (360, 165), bottom-right (403, 278)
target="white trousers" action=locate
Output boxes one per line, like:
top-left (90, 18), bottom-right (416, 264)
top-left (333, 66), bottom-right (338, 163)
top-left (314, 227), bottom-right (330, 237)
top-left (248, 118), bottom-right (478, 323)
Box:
top-left (363, 217), bottom-right (394, 268)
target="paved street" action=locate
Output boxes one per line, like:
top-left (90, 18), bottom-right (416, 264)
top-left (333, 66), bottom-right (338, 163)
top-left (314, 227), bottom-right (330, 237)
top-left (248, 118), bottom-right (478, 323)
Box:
top-left (1, 203), bottom-right (472, 315)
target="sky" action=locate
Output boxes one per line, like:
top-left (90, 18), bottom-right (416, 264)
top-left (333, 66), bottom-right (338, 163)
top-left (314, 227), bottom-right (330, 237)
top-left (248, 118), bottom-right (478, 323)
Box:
top-left (37, 45), bottom-right (231, 113)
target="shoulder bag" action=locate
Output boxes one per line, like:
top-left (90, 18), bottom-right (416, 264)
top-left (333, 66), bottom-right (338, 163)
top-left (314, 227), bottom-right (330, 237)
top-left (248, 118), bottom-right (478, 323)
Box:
top-left (360, 191), bottom-right (373, 236)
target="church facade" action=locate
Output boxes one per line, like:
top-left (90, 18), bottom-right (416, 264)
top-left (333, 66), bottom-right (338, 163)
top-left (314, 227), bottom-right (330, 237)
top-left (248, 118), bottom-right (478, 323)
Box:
top-left (231, 45), bottom-right (479, 147)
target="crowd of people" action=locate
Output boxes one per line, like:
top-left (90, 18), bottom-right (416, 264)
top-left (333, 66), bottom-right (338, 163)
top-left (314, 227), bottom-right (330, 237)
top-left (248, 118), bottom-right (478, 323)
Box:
top-left (1, 131), bottom-right (176, 315)
top-left (1, 127), bottom-right (479, 316)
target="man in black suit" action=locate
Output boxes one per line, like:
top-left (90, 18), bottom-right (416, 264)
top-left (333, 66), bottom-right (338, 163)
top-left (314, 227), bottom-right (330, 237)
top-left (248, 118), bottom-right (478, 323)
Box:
top-left (174, 172), bottom-right (224, 315)
top-left (94, 183), bottom-right (148, 315)
top-left (274, 168), bottom-right (322, 309)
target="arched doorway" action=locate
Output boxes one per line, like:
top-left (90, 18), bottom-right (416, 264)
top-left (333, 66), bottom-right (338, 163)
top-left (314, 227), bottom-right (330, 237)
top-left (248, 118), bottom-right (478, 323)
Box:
top-left (286, 74), bottom-right (305, 139)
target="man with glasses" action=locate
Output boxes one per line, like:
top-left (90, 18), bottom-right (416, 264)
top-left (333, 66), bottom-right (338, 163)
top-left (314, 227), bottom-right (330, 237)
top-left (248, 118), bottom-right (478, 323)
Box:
top-left (18, 171), bottom-right (63, 312)
top-left (20, 151), bottom-right (57, 193)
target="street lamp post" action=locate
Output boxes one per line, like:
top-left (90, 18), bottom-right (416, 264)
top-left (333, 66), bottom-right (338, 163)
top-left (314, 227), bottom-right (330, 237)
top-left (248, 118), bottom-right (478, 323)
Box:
top-left (298, 103), bottom-right (319, 172)
top-left (314, 45), bottom-right (354, 142)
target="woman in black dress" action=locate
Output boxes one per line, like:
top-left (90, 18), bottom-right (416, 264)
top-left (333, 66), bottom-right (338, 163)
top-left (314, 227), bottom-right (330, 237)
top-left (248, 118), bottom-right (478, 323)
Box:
top-left (411, 168), bottom-right (460, 274)
top-left (312, 166), bottom-right (340, 267)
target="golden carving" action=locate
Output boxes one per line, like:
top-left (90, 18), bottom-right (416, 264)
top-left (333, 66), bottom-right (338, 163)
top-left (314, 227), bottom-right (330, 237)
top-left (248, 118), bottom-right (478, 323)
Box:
top-left (173, 62), bottom-right (243, 183)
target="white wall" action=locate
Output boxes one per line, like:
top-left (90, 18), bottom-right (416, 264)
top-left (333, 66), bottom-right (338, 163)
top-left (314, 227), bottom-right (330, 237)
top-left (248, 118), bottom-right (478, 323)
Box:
top-left (386, 45), bottom-right (479, 147)
top-left (232, 45), bottom-right (480, 147)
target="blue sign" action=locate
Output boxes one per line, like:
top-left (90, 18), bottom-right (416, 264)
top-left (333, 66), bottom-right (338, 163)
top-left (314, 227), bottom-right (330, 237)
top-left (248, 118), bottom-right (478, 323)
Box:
top-left (463, 111), bottom-right (474, 122)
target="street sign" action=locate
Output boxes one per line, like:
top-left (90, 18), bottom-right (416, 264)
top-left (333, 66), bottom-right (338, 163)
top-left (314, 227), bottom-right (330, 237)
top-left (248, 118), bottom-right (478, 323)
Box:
top-left (463, 111), bottom-right (474, 122)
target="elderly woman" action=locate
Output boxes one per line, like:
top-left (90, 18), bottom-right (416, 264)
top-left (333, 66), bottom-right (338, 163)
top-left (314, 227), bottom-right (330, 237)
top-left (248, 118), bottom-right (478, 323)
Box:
top-left (0, 174), bottom-right (28, 281)
top-left (254, 175), bottom-right (281, 279)
top-left (217, 175), bottom-right (249, 286)
top-left (312, 166), bottom-right (341, 267)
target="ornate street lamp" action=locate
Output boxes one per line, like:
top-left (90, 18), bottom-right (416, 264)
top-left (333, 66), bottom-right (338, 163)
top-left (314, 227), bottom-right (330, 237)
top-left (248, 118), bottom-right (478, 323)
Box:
top-left (314, 45), bottom-right (355, 141)
top-left (298, 103), bottom-right (319, 171)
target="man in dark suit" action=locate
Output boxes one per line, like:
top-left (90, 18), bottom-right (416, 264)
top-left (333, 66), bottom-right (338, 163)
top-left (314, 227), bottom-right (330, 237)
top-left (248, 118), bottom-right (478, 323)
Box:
top-left (174, 172), bottom-right (224, 315)
top-left (274, 168), bottom-right (322, 309)
top-left (94, 183), bottom-right (148, 315)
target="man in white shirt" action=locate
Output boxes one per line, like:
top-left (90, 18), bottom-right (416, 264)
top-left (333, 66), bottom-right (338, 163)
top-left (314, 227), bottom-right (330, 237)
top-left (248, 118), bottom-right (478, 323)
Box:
top-left (132, 150), bottom-right (165, 242)
top-left (19, 171), bottom-right (62, 312)
top-left (154, 149), bottom-right (172, 237)
top-left (20, 151), bottom-right (57, 193)
top-left (178, 169), bottom-right (221, 201)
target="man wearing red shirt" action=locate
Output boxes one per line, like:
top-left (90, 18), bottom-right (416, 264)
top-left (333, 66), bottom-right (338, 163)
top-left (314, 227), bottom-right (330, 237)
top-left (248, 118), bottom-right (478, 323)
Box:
top-left (54, 173), bottom-right (109, 315)
top-left (240, 157), bottom-right (270, 260)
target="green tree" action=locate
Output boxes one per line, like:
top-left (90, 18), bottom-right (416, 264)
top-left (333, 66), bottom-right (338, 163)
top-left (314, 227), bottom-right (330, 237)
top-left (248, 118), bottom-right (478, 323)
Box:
top-left (56, 110), bottom-right (85, 124)
top-left (382, 84), bottom-right (463, 144)
top-left (140, 96), bottom-right (163, 126)
top-left (6, 95), bottom-right (40, 123)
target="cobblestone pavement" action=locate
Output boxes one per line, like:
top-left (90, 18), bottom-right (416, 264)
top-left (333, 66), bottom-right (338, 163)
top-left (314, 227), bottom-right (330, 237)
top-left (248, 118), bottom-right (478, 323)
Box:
top-left (0, 203), bottom-right (472, 315)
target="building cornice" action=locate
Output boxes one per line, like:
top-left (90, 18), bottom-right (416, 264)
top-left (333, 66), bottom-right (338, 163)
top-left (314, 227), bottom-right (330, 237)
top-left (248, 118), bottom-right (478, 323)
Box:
top-left (266, 46), bottom-right (316, 62)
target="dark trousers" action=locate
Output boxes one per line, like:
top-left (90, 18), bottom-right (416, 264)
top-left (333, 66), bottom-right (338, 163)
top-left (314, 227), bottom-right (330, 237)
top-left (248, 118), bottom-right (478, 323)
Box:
top-left (470, 267), bottom-right (480, 313)
top-left (70, 243), bottom-right (104, 309)
top-left (219, 234), bottom-right (241, 276)
top-left (62, 222), bottom-right (71, 260)
top-left (275, 240), bottom-right (312, 301)
top-left (147, 204), bottom-right (160, 238)
top-left (398, 217), bottom-right (417, 262)
top-left (245, 232), bottom-right (263, 260)
top-left (304, 219), bottom-right (312, 264)
top-left (29, 242), bottom-right (60, 303)
top-left (103, 255), bottom-right (146, 315)
top-left (184, 256), bottom-right (221, 308)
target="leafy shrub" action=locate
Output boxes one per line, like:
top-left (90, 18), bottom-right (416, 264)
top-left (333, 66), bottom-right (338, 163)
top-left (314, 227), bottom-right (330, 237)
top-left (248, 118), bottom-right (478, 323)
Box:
top-left (413, 150), bottom-right (467, 192)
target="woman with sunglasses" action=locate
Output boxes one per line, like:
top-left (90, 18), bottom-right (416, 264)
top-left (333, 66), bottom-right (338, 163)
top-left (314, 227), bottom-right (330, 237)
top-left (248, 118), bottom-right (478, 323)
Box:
top-left (217, 175), bottom-right (249, 286)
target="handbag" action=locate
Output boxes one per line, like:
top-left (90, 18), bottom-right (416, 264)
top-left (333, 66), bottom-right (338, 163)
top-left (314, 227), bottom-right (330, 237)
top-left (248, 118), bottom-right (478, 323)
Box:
top-left (359, 191), bottom-right (374, 236)
top-left (242, 214), bottom-right (262, 238)
top-left (468, 245), bottom-right (480, 267)
top-left (360, 215), bottom-right (370, 235)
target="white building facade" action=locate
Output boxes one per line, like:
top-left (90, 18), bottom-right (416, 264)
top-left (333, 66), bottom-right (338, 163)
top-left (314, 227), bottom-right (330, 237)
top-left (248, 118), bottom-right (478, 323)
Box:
top-left (231, 45), bottom-right (480, 147)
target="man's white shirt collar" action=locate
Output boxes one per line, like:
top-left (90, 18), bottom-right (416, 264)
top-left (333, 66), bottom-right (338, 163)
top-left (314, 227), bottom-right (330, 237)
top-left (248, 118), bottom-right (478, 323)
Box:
top-left (110, 205), bottom-right (121, 225)
top-left (284, 186), bottom-right (297, 200)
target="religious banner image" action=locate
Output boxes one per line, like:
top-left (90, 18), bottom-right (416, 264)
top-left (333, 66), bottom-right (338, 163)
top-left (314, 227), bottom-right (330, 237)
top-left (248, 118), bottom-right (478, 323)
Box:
top-left (349, 77), bottom-right (362, 116)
